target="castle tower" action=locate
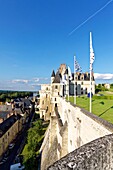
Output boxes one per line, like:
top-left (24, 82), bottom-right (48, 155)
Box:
top-left (51, 70), bottom-right (55, 84)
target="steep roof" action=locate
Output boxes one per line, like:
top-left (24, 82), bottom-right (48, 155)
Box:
top-left (53, 71), bottom-right (61, 83)
top-left (71, 72), bottom-right (95, 81)
top-left (65, 68), bottom-right (68, 74)
top-left (51, 70), bottom-right (55, 77)
top-left (0, 115), bottom-right (18, 137)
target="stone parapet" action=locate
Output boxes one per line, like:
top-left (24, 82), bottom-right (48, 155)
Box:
top-left (48, 134), bottom-right (113, 170)
top-left (71, 102), bottom-right (113, 133)
top-left (41, 98), bottom-right (113, 170)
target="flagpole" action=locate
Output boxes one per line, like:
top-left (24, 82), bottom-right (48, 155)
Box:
top-left (90, 32), bottom-right (93, 113)
top-left (74, 55), bottom-right (76, 105)
top-left (68, 74), bottom-right (69, 101)
top-left (90, 66), bottom-right (92, 113)
top-left (67, 66), bottom-right (72, 102)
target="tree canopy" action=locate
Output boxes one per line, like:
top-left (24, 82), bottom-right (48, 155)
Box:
top-left (0, 91), bottom-right (33, 102)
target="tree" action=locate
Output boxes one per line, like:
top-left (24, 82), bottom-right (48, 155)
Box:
top-left (110, 84), bottom-right (113, 89)
top-left (22, 119), bottom-right (46, 170)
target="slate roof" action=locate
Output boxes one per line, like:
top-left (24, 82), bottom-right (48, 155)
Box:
top-left (0, 115), bottom-right (18, 137)
top-left (72, 72), bottom-right (95, 81)
top-left (65, 68), bottom-right (68, 74)
top-left (0, 111), bottom-right (11, 119)
top-left (22, 99), bottom-right (32, 108)
top-left (51, 70), bottom-right (55, 77)
top-left (53, 71), bottom-right (61, 83)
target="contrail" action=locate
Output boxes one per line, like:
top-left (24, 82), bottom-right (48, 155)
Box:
top-left (68, 0), bottom-right (113, 36)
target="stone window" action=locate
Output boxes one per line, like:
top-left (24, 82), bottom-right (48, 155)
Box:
top-left (55, 103), bottom-right (57, 107)
top-left (55, 85), bottom-right (58, 89)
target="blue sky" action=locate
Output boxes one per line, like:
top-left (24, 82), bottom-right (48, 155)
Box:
top-left (0, 0), bottom-right (113, 91)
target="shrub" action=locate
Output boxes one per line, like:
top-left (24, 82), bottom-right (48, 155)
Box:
top-left (93, 95), bottom-right (113, 100)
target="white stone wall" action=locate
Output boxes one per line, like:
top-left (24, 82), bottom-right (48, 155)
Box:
top-left (71, 80), bottom-right (95, 95)
top-left (40, 97), bottom-right (113, 169)
top-left (58, 98), bottom-right (112, 153)
top-left (39, 84), bottom-right (51, 120)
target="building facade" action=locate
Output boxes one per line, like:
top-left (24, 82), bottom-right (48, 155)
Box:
top-left (39, 64), bottom-right (95, 120)
top-left (0, 115), bottom-right (23, 159)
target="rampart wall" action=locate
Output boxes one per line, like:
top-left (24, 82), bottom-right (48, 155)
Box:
top-left (58, 98), bottom-right (113, 153)
top-left (48, 134), bottom-right (113, 170)
top-left (40, 97), bottom-right (113, 170)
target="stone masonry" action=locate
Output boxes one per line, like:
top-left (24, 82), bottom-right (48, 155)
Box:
top-left (40, 97), bottom-right (113, 170)
top-left (48, 134), bottom-right (113, 170)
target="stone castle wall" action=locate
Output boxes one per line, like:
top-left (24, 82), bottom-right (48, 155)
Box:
top-left (40, 117), bottom-right (58, 170)
top-left (48, 134), bottom-right (113, 170)
top-left (58, 98), bottom-right (113, 153)
top-left (40, 97), bottom-right (113, 169)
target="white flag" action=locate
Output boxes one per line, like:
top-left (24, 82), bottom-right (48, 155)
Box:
top-left (68, 66), bottom-right (72, 80)
top-left (90, 32), bottom-right (95, 70)
top-left (74, 56), bottom-right (82, 72)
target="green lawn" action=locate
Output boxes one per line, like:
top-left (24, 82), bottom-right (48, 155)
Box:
top-left (68, 96), bottom-right (113, 124)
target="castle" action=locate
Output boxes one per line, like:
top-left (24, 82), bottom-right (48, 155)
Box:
top-left (39, 64), bottom-right (95, 121)
top-left (39, 64), bottom-right (113, 170)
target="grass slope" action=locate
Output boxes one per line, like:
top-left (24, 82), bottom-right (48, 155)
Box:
top-left (69, 95), bottom-right (113, 124)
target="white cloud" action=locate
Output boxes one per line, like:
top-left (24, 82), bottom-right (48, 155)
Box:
top-left (0, 77), bottom-right (50, 91)
top-left (12, 79), bottom-right (29, 84)
top-left (33, 78), bottom-right (40, 82)
top-left (0, 74), bottom-right (113, 91)
top-left (94, 73), bottom-right (113, 80)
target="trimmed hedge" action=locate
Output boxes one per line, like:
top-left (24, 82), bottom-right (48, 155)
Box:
top-left (93, 95), bottom-right (113, 100)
